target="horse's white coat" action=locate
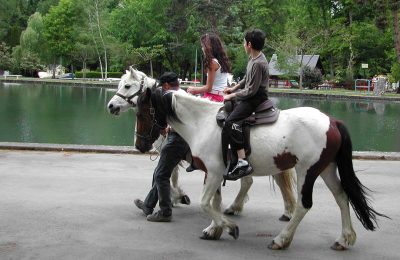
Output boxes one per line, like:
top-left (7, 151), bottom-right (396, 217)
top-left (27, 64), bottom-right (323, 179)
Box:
top-left (167, 91), bottom-right (356, 249)
top-left (171, 91), bottom-right (329, 176)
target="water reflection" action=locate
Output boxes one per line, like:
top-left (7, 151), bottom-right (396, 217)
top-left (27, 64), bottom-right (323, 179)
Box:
top-left (352, 102), bottom-right (372, 112)
top-left (274, 97), bottom-right (400, 152)
top-left (373, 103), bottom-right (385, 115)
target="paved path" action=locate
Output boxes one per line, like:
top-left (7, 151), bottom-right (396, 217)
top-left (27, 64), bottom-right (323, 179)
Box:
top-left (0, 150), bottom-right (398, 260)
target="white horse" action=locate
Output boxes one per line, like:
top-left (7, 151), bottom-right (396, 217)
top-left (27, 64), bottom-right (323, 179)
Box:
top-left (107, 67), bottom-right (296, 219)
top-left (107, 68), bottom-right (190, 205)
top-left (135, 87), bottom-right (387, 250)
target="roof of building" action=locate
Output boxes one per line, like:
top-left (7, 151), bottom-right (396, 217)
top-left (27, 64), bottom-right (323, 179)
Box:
top-left (269, 54), bottom-right (321, 76)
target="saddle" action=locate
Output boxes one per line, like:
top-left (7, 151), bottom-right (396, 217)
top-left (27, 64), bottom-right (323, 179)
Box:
top-left (217, 99), bottom-right (280, 179)
top-left (217, 99), bottom-right (279, 127)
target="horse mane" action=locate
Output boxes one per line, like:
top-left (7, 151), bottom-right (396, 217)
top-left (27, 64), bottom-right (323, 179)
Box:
top-left (170, 91), bottom-right (223, 122)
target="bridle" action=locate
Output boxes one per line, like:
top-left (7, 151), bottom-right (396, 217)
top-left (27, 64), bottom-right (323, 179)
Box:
top-left (135, 91), bottom-right (165, 144)
top-left (115, 76), bottom-right (146, 107)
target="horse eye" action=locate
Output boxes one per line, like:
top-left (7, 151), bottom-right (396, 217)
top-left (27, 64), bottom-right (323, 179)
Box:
top-left (124, 84), bottom-right (131, 89)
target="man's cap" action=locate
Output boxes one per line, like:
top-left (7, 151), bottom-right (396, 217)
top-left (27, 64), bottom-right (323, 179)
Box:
top-left (158, 72), bottom-right (178, 85)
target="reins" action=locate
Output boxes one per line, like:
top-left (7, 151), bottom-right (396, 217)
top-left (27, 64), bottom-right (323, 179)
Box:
top-left (135, 90), bottom-right (165, 157)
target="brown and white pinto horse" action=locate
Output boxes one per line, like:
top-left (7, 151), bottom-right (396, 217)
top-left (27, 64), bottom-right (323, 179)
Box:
top-left (134, 87), bottom-right (388, 250)
top-left (107, 67), bottom-right (296, 219)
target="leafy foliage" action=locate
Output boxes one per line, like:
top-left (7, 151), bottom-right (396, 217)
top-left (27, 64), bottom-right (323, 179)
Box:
top-left (0, 42), bottom-right (14, 71)
top-left (1, 0), bottom-right (399, 83)
top-left (302, 66), bottom-right (323, 89)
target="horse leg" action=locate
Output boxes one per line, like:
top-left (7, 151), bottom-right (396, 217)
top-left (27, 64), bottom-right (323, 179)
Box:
top-left (224, 176), bottom-right (253, 215)
top-left (203, 187), bottom-right (224, 239)
top-left (200, 173), bottom-right (238, 240)
top-left (320, 163), bottom-right (356, 250)
top-left (170, 162), bottom-right (190, 205)
top-left (170, 165), bottom-right (181, 205)
top-left (273, 169), bottom-right (296, 221)
top-left (269, 171), bottom-right (310, 250)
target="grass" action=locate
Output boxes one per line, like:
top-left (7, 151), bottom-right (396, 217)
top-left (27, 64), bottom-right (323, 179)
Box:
top-left (2, 76), bottom-right (400, 100)
top-left (269, 87), bottom-right (400, 99)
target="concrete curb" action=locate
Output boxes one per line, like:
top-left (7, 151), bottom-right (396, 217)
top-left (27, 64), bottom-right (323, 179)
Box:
top-left (1, 142), bottom-right (399, 160)
top-left (0, 142), bottom-right (155, 154)
top-left (0, 78), bottom-right (118, 88)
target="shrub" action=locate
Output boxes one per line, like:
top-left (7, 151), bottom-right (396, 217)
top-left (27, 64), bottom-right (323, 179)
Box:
top-left (302, 66), bottom-right (322, 89)
top-left (390, 62), bottom-right (400, 83)
top-left (75, 71), bottom-right (123, 78)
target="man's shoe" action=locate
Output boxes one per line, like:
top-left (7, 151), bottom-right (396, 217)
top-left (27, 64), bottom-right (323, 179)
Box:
top-left (134, 199), bottom-right (153, 216)
top-left (146, 211), bottom-right (172, 222)
top-left (225, 161), bottom-right (253, 181)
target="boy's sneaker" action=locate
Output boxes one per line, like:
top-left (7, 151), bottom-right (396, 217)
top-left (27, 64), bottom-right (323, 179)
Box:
top-left (146, 211), bottom-right (172, 222)
top-left (225, 159), bottom-right (253, 181)
top-left (134, 199), bottom-right (153, 216)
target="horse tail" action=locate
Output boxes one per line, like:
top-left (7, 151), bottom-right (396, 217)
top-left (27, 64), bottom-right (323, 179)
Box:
top-left (335, 120), bottom-right (389, 231)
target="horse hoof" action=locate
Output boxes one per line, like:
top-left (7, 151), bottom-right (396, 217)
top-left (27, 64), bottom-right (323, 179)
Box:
top-left (180, 195), bottom-right (191, 205)
top-left (224, 208), bottom-right (235, 215)
top-left (279, 215), bottom-right (290, 222)
top-left (200, 232), bottom-right (218, 240)
top-left (228, 226), bottom-right (239, 240)
top-left (268, 240), bottom-right (283, 250)
top-left (330, 242), bottom-right (347, 251)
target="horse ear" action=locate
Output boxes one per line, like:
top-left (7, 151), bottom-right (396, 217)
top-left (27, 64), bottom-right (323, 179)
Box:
top-left (145, 87), bottom-right (152, 100)
top-left (129, 66), bottom-right (140, 80)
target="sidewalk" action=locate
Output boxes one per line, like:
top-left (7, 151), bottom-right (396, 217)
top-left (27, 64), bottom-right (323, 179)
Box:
top-left (0, 150), bottom-right (398, 260)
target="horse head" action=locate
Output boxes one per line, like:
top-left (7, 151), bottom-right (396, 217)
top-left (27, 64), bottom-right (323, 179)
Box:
top-left (107, 66), bottom-right (156, 115)
top-left (135, 87), bottom-right (170, 153)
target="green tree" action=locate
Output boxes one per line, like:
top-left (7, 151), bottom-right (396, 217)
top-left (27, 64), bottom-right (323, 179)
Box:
top-left (36, 0), bottom-right (60, 14)
top-left (71, 33), bottom-right (96, 78)
top-left (389, 0), bottom-right (400, 62)
top-left (43, 0), bottom-right (84, 77)
top-left (19, 12), bottom-right (50, 62)
top-left (130, 45), bottom-right (166, 77)
top-left (0, 42), bottom-right (14, 71)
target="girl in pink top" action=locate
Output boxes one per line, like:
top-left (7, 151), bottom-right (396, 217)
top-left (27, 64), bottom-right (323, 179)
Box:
top-left (187, 33), bottom-right (231, 102)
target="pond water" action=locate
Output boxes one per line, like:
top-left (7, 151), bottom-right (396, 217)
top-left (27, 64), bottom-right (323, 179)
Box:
top-left (1, 83), bottom-right (399, 152)
top-left (272, 97), bottom-right (400, 152)
top-left (0, 83), bottom-right (134, 146)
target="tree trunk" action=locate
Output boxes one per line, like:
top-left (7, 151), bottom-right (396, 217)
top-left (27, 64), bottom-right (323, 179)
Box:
top-left (392, 7), bottom-right (400, 62)
top-left (82, 61), bottom-right (87, 78)
top-left (95, 0), bottom-right (107, 79)
top-left (347, 9), bottom-right (354, 80)
top-left (299, 51), bottom-right (304, 89)
top-left (149, 60), bottom-right (153, 78)
top-left (52, 59), bottom-right (56, 79)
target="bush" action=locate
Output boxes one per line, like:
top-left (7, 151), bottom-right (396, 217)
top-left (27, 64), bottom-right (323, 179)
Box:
top-left (75, 71), bottom-right (123, 78)
top-left (302, 66), bottom-right (322, 89)
top-left (390, 62), bottom-right (400, 83)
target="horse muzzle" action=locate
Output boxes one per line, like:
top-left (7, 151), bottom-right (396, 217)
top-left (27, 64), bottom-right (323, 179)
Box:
top-left (135, 142), bottom-right (152, 153)
top-left (108, 103), bottom-right (121, 115)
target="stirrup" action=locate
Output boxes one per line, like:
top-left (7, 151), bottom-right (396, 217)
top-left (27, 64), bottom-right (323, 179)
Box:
top-left (224, 164), bottom-right (253, 181)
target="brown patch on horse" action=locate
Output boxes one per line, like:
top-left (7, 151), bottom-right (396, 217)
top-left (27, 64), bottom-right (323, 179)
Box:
top-left (301, 118), bottom-right (342, 209)
top-left (274, 152), bottom-right (298, 171)
top-left (192, 156), bottom-right (208, 184)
